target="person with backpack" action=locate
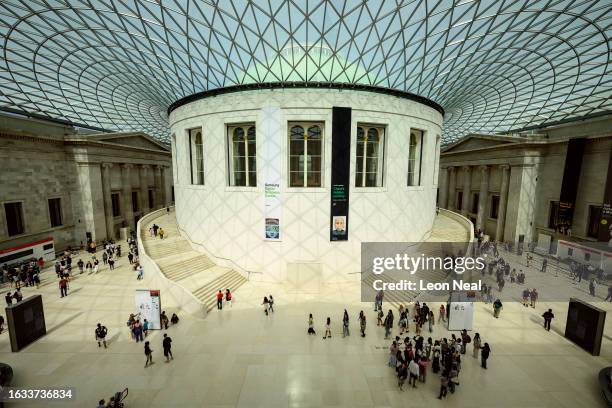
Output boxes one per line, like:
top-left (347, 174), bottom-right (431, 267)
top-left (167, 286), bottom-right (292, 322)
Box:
top-left (144, 341), bottom-right (154, 367)
top-left (95, 323), bottom-right (108, 348)
top-left (542, 309), bottom-right (554, 331)
top-left (493, 299), bottom-right (503, 318)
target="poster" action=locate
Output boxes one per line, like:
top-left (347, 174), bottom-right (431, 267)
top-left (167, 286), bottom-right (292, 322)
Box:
top-left (261, 107), bottom-right (282, 241)
top-left (135, 289), bottom-right (161, 330)
top-left (447, 301), bottom-right (474, 331)
top-left (330, 107), bottom-right (351, 241)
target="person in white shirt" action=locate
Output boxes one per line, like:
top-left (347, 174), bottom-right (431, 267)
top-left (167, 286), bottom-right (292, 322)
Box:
top-left (408, 359), bottom-right (419, 388)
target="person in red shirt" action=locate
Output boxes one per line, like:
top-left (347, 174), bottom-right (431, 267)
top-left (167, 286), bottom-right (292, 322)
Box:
top-left (216, 290), bottom-right (223, 310)
top-left (59, 277), bottom-right (68, 297)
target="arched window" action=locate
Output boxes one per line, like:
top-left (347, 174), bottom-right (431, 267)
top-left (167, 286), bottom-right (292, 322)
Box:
top-left (407, 129), bottom-right (423, 186)
top-left (289, 122), bottom-right (323, 187)
top-left (356, 125), bottom-right (384, 187)
top-left (228, 124), bottom-right (257, 186)
top-left (189, 128), bottom-right (204, 185)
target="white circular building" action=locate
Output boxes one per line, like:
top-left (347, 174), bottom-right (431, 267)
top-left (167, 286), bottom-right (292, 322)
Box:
top-left (169, 47), bottom-right (444, 284)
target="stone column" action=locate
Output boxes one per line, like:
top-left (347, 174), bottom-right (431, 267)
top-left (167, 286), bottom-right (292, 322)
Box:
top-left (495, 165), bottom-right (511, 242)
top-left (101, 163), bottom-right (115, 240)
top-left (139, 165), bottom-right (150, 215)
top-left (462, 166), bottom-right (472, 214)
top-left (439, 167), bottom-right (449, 208)
top-left (160, 166), bottom-right (167, 206)
top-left (121, 164), bottom-right (134, 230)
top-left (447, 167), bottom-right (456, 210)
top-left (476, 165), bottom-right (489, 230)
top-left (154, 165), bottom-right (163, 209)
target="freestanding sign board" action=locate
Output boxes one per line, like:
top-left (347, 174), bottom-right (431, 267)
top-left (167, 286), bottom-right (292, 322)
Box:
top-left (6, 294), bottom-right (46, 352)
top-left (135, 290), bottom-right (161, 330)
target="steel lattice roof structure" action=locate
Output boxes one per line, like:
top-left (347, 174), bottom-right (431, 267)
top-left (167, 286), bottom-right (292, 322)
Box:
top-left (1, 0), bottom-right (611, 144)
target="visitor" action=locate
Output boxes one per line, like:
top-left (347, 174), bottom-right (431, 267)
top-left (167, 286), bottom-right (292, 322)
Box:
top-left (432, 340), bottom-right (441, 373)
top-left (86, 261), bottom-right (93, 274)
top-left (460, 330), bottom-right (470, 354)
top-left (439, 304), bottom-right (446, 322)
top-left (108, 257), bottom-right (115, 271)
top-left (136, 264), bottom-right (144, 280)
top-left (397, 362), bottom-right (407, 391)
top-left (359, 310), bottom-right (366, 337)
top-left (102, 252), bottom-right (108, 265)
top-left (262, 296), bottom-right (269, 315)
top-left (225, 289), bottom-right (232, 307)
top-left (418, 355), bottom-right (429, 383)
top-left (606, 285), bottom-right (612, 301)
top-left (389, 341), bottom-right (398, 366)
top-left (143, 319), bottom-right (149, 337)
top-left (438, 370), bottom-right (449, 399)
top-left (148, 226), bottom-right (153, 237)
top-left (268, 294), bottom-right (274, 313)
top-left (144, 341), bottom-right (154, 367)
top-left (0, 315), bottom-right (4, 334)
top-left (133, 320), bottom-right (144, 342)
top-left (97, 399), bottom-right (106, 408)
top-left (152, 224), bottom-right (159, 236)
top-left (481, 342), bottom-right (491, 369)
top-left (542, 309), bottom-right (554, 331)
top-left (384, 310), bottom-right (394, 339)
top-left (128, 252), bottom-right (134, 264)
top-left (530, 288), bottom-right (538, 308)
top-left (5, 292), bottom-right (12, 307)
top-left (342, 310), bottom-right (350, 337)
top-left (308, 314), bottom-right (316, 335)
top-left (377, 308), bottom-right (384, 326)
top-left (162, 333), bottom-right (173, 362)
top-left (158, 227), bottom-right (165, 239)
top-left (161, 311), bottom-right (169, 330)
top-left (217, 290), bottom-right (223, 310)
top-left (95, 323), bottom-right (108, 348)
top-left (428, 310), bottom-right (435, 332)
top-left (170, 313), bottom-right (179, 325)
top-left (323, 317), bottom-right (331, 339)
top-left (472, 333), bottom-right (481, 358)
top-left (493, 299), bottom-right (503, 318)
top-left (77, 258), bottom-right (84, 274)
top-left (589, 278), bottom-right (596, 296)
top-left (408, 358), bottom-right (419, 388)
top-left (59, 277), bottom-right (68, 298)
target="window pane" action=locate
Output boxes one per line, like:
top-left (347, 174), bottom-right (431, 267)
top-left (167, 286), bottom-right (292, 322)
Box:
top-left (307, 139), bottom-right (321, 156)
top-left (234, 172), bottom-right (246, 186)
top-left (307, 125), bottom-right (321, 139)
top-left (248, 171), bottom-right (257, 187)
top-left (233, 127), bottom-right (244, 141)
top-left (5, 202), bottom-right (24, 236)
top-left (290, 126), bottom-right (304, 140)
top-left (357, 127), bottom-right (365, 140)
top-left (366, 157), bottom-right (378, 173)
top-left (307, 171), bottom-right (321, 187)
top-left (290, 139), bottom-right (304, 155)
top-left (289, 171), bottom-right (304, 187)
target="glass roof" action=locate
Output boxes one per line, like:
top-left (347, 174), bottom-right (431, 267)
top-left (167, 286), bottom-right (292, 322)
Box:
top-left (0, 0), bottom-right (610, 143)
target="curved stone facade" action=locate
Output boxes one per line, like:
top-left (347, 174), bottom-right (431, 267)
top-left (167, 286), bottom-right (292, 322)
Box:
top-left (169, 88), bottom-right (443, 282)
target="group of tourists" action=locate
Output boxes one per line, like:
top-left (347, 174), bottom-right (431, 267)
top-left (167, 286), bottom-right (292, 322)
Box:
top-left (388, 329), bottom-right (491, 398)
top-left (148, 223), bottom-right (165, 239)
top-left (2, 259), bottom-right (41, 289)
top-left (216, 289), bottom-right (233, 310)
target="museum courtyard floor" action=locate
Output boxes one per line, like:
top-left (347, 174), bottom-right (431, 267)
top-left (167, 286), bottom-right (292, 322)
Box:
top-left (0, 220), bottom-right (610, 407)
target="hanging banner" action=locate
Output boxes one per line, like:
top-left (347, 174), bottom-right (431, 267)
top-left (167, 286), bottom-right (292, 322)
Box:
top-left (330, 107), bottom-right (351, 241)
top-left (134, 289), bottom-right (161, 330)
top-left (261, 107), bottom-right (282, 240)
